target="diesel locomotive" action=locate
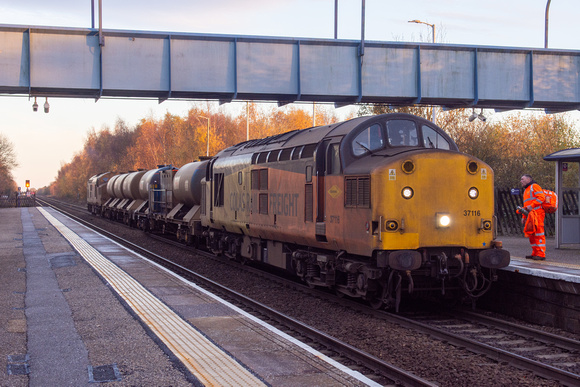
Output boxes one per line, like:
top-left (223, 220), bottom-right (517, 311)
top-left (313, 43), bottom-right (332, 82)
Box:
top-left (88, 113), bottom-right (510, 310)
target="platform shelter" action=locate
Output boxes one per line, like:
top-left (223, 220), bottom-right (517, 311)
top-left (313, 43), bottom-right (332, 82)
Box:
top-left (544, 148), bottom-right (580, 247)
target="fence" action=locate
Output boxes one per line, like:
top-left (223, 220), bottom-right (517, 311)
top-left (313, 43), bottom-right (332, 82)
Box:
top-left (495, 188), bottom-right (579, 236)
top-left (0, 196), bottom-right (37, 208)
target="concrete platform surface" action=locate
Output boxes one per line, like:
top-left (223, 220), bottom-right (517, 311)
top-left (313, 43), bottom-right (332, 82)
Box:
top-left (1, 207), bottom-right (379, 387)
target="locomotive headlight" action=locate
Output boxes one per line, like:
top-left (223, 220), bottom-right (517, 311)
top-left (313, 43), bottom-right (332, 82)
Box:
top-left (401, 187), bottom-right (414, 199)
top-left (436, 213), bottom-right (451, 228)
top-left (468, 187), bottom-right (479, 199)
top-left (467, 161), bottom-right (479, 174)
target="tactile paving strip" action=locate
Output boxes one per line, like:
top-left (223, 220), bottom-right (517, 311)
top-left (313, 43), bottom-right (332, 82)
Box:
top-left (38, 208), bottom-right (265, 387)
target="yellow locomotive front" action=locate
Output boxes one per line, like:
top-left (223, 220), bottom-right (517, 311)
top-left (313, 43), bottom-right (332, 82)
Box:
top-left (375, 151), bottom-right (496, 254)
top-left (334, 114), bottom-right (509, 309)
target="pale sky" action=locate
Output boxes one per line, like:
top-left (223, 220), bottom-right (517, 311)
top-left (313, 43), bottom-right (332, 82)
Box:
top-left (0, 0), bottom-right (578, 188)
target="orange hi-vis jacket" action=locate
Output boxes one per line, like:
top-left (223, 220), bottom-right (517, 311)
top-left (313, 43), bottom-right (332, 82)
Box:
top-left (522, 182), bottom-right (546, 258)
top-left (522, 183), bottom-right (545, 213)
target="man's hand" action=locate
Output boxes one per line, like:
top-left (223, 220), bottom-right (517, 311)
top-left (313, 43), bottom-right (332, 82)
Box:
top-left (517, 206), bottom-right (529, 216)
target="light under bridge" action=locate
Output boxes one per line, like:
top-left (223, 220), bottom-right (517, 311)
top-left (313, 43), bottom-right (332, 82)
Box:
top-left (1, 24), bottom-right (579, 112)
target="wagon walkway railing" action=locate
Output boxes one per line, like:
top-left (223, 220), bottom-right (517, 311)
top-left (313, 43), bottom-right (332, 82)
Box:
top-left (0, 195), bottom-right (37, 208)
top-left (495, 188), bottom-right (579, 237)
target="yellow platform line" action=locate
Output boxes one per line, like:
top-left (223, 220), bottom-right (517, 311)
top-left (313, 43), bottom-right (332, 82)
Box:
top-left (39, 208), bottom-right (265, 387)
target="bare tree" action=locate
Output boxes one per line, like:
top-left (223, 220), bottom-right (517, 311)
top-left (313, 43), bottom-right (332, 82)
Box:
top-left (0, 133), bottom-right (18, 195)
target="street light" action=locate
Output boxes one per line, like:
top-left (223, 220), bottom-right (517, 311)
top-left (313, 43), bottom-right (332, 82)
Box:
top-left (409, 19), bottom-right (437, 123)
top-left (408, 19), bottom-right (435, 44)
top-left (197, 116), bottom-right (210, 156)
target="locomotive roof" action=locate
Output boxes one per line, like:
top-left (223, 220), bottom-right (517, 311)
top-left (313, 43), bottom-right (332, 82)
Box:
top-left (218, 114), bottom-right (410, 157)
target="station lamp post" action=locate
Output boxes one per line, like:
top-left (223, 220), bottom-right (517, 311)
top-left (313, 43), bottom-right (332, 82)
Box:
top-left (408, 19), bottom-right (437, 123)
top-left (408, 19), bottom-right (435, 44)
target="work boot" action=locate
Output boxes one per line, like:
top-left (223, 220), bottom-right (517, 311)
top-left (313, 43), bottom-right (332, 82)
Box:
top-left (525, 255), bottom-right (534, 259)
top-left (531, 256), bottom-right (546, 261)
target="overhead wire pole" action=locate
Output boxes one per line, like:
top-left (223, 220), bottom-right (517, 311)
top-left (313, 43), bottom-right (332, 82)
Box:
top-left (408, 19), bottom-right (437, 123)
top-left (334, 0), bottom-right (338, 39)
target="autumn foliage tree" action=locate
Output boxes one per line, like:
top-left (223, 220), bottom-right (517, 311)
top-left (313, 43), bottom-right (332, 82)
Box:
top-left (447, 111), bottom-right (580, 189)
top-left (51, 101), bottom-right (579, 201)
top-left (52, 103), bottom-right (342, 200)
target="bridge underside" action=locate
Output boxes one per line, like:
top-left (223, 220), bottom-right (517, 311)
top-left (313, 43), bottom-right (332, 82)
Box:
top-left (1, 25), bottom-right (579, 113)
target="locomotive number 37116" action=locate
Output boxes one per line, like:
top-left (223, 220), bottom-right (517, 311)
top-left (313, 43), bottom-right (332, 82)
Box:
top-left (463, 210), bottom-right (481, 216)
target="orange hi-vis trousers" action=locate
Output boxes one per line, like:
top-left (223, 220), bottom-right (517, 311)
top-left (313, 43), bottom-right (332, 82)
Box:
top-left (528, 209), bottom-right (546, 258)
top-left (523, 182), bottom-right (546, 258)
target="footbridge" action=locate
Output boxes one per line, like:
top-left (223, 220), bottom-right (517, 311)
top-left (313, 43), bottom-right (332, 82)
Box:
top-left (1, 24), bottom-right (579, 112)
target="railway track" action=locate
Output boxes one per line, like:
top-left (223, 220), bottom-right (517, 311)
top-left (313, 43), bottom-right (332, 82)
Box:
top-left (393, 309), bottom-right (580, 386)
top-left (38, 197), bottom-right (437, 386)
top-left (40, 197), bottom-right (580, 385)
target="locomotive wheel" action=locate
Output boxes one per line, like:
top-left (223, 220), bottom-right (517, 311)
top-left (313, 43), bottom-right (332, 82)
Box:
top-left (368, 297), bottom-right (384, 310)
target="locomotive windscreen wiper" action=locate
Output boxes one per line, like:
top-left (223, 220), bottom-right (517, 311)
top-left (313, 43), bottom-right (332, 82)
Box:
top-left (356, 141), bottom-right (372, 154)
top-left (427, 136), bottom-right (435, 148)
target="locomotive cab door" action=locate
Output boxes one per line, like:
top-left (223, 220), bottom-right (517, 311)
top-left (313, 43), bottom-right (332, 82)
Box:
top-left (315, 139), bottom-right (342, 242)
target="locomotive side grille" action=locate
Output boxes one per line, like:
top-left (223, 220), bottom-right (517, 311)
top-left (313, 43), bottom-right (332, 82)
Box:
top-left (259, 169), bottom-right (268, 190)
top-left (345, 178), bottom-right (357, 206)
top-left (305, 184), bottom-right (313, 221)
top-left (345, 176), bottom-right (370, 208)
top-left (259, 193), bottom-right (268, 214)
top-left (358, 178), bottom-right (370, 207)
top-left (251, 170), bottom-right (260, 190)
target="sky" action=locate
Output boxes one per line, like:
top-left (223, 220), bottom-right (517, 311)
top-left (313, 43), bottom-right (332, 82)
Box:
top-left (0, 0), bottom-right (578, 189)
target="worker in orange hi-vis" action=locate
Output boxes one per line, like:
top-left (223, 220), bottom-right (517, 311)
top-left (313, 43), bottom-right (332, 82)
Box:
top-left (517, 174), bottom-right (546, 260)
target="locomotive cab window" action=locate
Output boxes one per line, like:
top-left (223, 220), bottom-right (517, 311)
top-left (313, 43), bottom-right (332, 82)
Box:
top-left (327, 143), bottom-right (341, 175)
top-left (352, 124), bottom-right (384, 156)
top-left (387, 120), bottom-right (418, 147)
top-left (213, 173), bottom-right (224, 207)
top-left (422, 125), bottom-right (450, 150)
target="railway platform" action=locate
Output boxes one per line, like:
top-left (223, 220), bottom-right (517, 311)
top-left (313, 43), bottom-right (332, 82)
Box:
top-left (500, 235), bottom-right (580, 282)
top-left (482, 235), bottom-right (580, 334)
top-left (0, 206), bottom-right (378, 386)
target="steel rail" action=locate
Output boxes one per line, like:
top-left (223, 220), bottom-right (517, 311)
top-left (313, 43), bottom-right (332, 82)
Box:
top-left (459, 310), bottom-right (580, 351)
top-left (381, 311), bottom-right (580, 386)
